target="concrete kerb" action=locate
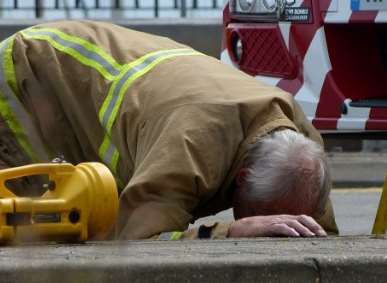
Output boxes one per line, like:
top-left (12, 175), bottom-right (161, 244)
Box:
top-left (1, 236), bottom-right (387, 283)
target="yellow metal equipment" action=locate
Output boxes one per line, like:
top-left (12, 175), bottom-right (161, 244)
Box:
top-left (0, 162), bottom-right (118, 243)
top-left (372, 176), bottom-right (387, 234)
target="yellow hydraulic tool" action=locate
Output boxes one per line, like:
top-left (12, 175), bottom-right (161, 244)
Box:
top-left (0, 162), bottom-right (118, 243)
top-left (372, 176), bottom-right (387, 234)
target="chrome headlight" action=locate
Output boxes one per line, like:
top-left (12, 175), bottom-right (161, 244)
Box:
top-left (233, 35), bottom-right (243, 63)
top-left (238, 0), bottom-right (257, 12)
top-left (230, 0), bottom-right (285, 21)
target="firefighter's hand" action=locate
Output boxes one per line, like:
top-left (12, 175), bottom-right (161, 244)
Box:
top-left (228, 215), bottom-right (327, 238)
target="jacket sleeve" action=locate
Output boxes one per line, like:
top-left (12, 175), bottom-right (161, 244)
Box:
top-left (155, 222), bottom-right (231, 240)
top-left (313, 197), bottom-right (338, 235)
top-left (116, 104), bottom-right (243, 240)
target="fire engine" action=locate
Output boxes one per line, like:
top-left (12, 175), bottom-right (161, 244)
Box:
top-left (222, 0), bottom-right (387, 134)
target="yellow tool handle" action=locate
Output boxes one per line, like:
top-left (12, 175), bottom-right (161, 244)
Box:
top-left (0, 163), bottom-right (75, 198)
top-left (0, 163), bottom-right (74, 181)
top-left (0, 162), bottom-right (118, 242)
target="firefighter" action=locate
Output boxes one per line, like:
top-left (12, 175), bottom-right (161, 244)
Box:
top-left (0, 20), bottom-right (337, 240)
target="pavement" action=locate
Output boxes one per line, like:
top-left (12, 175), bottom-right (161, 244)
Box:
top-left (2, 152), bottom-right (387, 282)
top-left (1, 236), bottom-right (387, 283)
top-left (328, 152), bottom-right (387, 187)
top-left (332, 189), bottom-right (382, 235)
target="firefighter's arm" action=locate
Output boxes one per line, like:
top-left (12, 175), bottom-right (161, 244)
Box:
top-left (155, 222), bottom-right (232, 240)
top-left (313, 197), bottom-right (339, 235)
top-left (116, 104), bottom-right (242, 240)
top-left (155, 212), bottom-right (332, 240)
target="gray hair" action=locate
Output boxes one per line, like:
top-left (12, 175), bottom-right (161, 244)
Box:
top-left (243, 129), bottom-right (330, 215)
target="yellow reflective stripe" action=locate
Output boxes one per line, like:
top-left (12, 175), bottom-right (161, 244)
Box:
top-left (100, 49), bottom-right (203, 134)
top-left (98, 48), bottom-right (190, 124)
top-left (98, 135), bottom-right (122, 185)
top-left (170, 231), bottom-right (183, 240)
top-left (98, 134), bottom-right (120, 173)
top-left (35, 27), bottom-right (122, 71)
top-left (97, 49), bottom-right (203, 175)
top-left (4, 37), bottom-right (19, 96)
top-left (0, 37), bottom-right (40, 161)
top-left (20, 29), bottom-right (121, 81)
top-left (158, 231), bottom-right (183, 240)
top-left (0, 95), bottom-right (38, 161)
top-left (107, 51), bottom-right (202, 134)
top-left (21, 31), bottom-right (117, 81)
top-left (98, 49), bottom-right (203, 175)
top-left (98, 134), bottom-right (110, 160)
top-left (111, 149), bottom-right (119, 173)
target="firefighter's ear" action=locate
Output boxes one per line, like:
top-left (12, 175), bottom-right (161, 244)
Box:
top-left (236, 168), bottom-right (249, 187)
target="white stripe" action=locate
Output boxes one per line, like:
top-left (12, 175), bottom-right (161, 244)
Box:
top-left (0, 38), bottom-right (48, 161)
top-left (325, 0), bottom-right (352, 23)
top-left (278, 22), bottom-right (291, 50)
top-left (254, 75), bottom-right (281, 86)
top-left (291, 0), bottom-right (304, 8)
top-left (337, 99), bottom-right (371, 130)
top-left (325, 0), bottom-right (338, 12)
top-left (375, 11), bottom-right (387, 22)
top-left (294, 27), bottom-right (331, 119)
top-left (294, 85), bottom-right (319, 121)
top-left (358, 0), bottom-right (387, 11)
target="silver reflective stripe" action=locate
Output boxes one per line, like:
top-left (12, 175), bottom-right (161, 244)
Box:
top-left (99, 134), bottom-right (119, 174)
top-left (158, 232), bottom-right (174, 240)
top-left (0, 37), bottom-right (48, 161)
top-left (98, 49), bottom-right (203, 171)
top-left (158, 231), bottom-right (183, 240)
top-left (22, 29), bottom-right (121, 79)
top-left (103, 141), bottom-right (117, 167)
top-left (100, 49), bottom-right (202, 133)
top-left (99, 51), bottom-right (185, 128)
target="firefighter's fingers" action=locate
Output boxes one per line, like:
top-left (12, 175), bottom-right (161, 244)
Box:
top-left (297, 215), bottom-right (327, 236)
top-left (271, 223), bottom-right (300, 237)
top-left (283, 219), bottom-right (316, 237)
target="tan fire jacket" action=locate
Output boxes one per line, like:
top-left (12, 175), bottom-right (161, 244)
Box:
top-left (0, 20), bottom-right (337, 240)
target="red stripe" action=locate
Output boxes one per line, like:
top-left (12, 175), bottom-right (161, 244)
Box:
top-left (366, 120), bottom-right (387, 131)
top-left (369, 108), bottom-right (387, 120)
top-left (353, 11), bottom-right (381, 130)
top-left (366, 109), bottom-right (387, 130)
top-left (312, 118), bottom-right (338, 130)
top-left (312, 71), bottom-right (346, 130)
top-left (277, 0), bottom-right (332, 95)
top-left (292, 0), bottom-right (332, 60)
top-left (349, 11), bottom-right (378, 23)
top-left (277, 78), bottom-right (302, 93)
top-left (221, 3), bottom-right (231, 51)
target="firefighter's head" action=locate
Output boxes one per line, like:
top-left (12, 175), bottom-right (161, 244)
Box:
top-left (232, 129), bottom-right (330, 220)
